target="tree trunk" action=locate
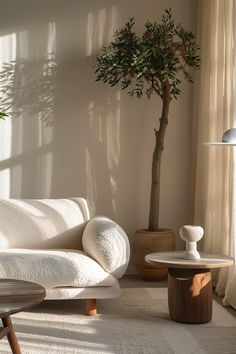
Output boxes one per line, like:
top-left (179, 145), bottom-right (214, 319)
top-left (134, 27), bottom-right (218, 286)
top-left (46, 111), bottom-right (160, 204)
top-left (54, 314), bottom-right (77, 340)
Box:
top-left (148, 82), bottom-right (171, 231)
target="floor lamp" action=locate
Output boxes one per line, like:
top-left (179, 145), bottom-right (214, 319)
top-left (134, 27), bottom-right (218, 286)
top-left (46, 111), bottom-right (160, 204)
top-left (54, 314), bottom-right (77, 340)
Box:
top-left (206, 128), bottom-right (236, 146)
top-left (205, 127), bottom-right (236, 257)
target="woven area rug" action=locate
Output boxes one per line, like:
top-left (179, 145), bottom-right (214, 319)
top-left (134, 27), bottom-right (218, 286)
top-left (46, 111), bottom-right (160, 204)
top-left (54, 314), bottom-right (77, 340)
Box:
top-left (1, 287), bottom-right (236, 353)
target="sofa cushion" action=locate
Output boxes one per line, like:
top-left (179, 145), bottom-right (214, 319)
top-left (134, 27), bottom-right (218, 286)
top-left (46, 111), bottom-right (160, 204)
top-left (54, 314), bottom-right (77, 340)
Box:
top-left (82, 216), bottom-right (130, 278)
top-left (0, 249), bottom-right (116, 289)
top-left (0, 198), bottom-right (90, 250)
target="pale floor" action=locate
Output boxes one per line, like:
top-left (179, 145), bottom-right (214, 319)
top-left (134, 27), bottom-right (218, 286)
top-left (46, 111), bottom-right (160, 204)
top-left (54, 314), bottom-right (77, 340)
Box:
top-left (27, 274), bottom-right (236, 319)
top-left (121, 274), bottom-right (236, 319)
top-left (1, 274), bottom-right (235, 353)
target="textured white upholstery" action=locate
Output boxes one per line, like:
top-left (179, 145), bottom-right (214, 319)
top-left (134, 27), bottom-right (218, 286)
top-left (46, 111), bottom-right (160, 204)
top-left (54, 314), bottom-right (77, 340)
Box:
top-left (0, 198), bottom-right (130, 301)
top-left (46, 281), bottom-right (121, 300)
top-left (82, 216), bottom-right (130, 278)
top-left (0, 249), bottom-right (116, 288)
top-left (0, 198), bottom-right (89, 249)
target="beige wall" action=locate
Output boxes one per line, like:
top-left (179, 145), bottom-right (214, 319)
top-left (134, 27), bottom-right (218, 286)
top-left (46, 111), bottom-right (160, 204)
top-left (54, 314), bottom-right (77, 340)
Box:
top-left (0, 0), bottom-right (197, 271)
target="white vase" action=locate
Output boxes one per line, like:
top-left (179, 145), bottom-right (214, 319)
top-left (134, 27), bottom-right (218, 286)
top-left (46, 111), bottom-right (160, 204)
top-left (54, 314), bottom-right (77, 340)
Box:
top-left (179, 225), bottom-right (204, 260)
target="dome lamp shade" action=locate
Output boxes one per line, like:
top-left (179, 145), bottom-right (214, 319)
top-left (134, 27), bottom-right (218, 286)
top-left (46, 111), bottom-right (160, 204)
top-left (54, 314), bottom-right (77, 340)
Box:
top-left (222, 128), bottom-right (236, 143)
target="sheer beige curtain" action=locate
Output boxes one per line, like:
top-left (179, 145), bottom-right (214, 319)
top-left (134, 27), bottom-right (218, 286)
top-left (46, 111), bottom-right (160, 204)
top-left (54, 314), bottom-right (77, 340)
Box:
top-left (192, 0), bottom-right (236, 306)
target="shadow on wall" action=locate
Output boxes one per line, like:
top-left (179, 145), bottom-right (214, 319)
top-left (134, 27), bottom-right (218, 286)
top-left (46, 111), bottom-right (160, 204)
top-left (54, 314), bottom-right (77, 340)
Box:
top-left (0, 54), bottom-right (56, 127)
top-left (0, 1), bottom-right (127, 220)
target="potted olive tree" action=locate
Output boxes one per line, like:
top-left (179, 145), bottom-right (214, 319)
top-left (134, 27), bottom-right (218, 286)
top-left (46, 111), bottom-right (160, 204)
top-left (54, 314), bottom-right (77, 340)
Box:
top-left (95, 9), bottom-right (200, 280)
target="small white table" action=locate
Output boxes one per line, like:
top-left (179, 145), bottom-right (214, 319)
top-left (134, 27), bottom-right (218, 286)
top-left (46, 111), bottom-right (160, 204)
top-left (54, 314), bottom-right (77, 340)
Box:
top-left (145, 251), bottom-right (234, 323)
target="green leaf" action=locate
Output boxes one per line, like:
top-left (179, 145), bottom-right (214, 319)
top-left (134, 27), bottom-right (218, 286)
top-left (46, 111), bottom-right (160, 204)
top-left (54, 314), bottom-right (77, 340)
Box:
top-left (0, 112), bottom-right (8, 120)
top-left (94, 8), bottom-right (200, 100)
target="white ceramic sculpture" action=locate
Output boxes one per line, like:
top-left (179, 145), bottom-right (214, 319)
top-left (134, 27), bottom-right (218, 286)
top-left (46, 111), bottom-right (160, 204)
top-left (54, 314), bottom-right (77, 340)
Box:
top-left (179, 225), bottom-right (204, 260)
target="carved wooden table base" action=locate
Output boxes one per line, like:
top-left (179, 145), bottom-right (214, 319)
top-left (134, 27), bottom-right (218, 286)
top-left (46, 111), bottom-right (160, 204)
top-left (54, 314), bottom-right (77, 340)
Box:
top-left (168, 268), bottom-right (212, 323)
top-left (145, 251), bottom-right (234, 324)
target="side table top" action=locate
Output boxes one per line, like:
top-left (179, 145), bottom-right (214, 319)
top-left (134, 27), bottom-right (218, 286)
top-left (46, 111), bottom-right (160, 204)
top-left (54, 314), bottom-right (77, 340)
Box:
top-left (145, 251), bottom-right (234, 269)
top-left (0, 279), bottom-right (46, 318)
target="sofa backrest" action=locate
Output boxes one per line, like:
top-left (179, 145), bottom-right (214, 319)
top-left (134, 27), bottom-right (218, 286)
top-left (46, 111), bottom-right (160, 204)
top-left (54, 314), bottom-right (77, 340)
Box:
top-left (0, 198), bottom-right (90, 250)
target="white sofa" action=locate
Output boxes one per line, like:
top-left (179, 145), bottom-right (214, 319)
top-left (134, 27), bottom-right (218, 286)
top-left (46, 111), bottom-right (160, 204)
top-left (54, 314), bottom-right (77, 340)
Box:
top-left (0, 198), bottom-right (130, 315)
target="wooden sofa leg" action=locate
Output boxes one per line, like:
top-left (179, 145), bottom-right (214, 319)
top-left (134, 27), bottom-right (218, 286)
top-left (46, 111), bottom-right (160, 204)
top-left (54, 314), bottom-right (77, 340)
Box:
top-left (86, 299), bottom-right (97, 316)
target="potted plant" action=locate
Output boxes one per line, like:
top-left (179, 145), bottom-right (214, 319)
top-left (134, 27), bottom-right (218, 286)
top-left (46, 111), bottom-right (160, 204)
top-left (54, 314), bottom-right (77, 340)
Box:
top-left (95, 8), bottom-right (200, 280)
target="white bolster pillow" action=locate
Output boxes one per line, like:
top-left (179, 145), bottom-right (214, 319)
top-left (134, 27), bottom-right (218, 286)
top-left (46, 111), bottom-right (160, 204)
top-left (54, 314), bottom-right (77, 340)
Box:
top-left (82, 216), bottom-right (130, 278)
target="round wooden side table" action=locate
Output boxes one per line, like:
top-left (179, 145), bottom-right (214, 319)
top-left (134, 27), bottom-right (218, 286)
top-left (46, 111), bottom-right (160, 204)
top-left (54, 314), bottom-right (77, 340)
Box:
top-left (0, 279), bottom-right (46, 354)
top-left (145, 251), bottom-right (234, 324)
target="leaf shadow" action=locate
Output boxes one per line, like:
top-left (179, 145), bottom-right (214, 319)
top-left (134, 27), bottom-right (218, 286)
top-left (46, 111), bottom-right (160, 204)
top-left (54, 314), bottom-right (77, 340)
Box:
top-left (0, 53), bottom-right (57, 127)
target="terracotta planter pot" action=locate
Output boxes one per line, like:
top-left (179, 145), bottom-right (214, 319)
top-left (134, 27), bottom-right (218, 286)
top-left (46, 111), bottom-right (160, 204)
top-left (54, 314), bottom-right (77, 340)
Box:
top-left (134, 229), bottom-right (175, 281)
